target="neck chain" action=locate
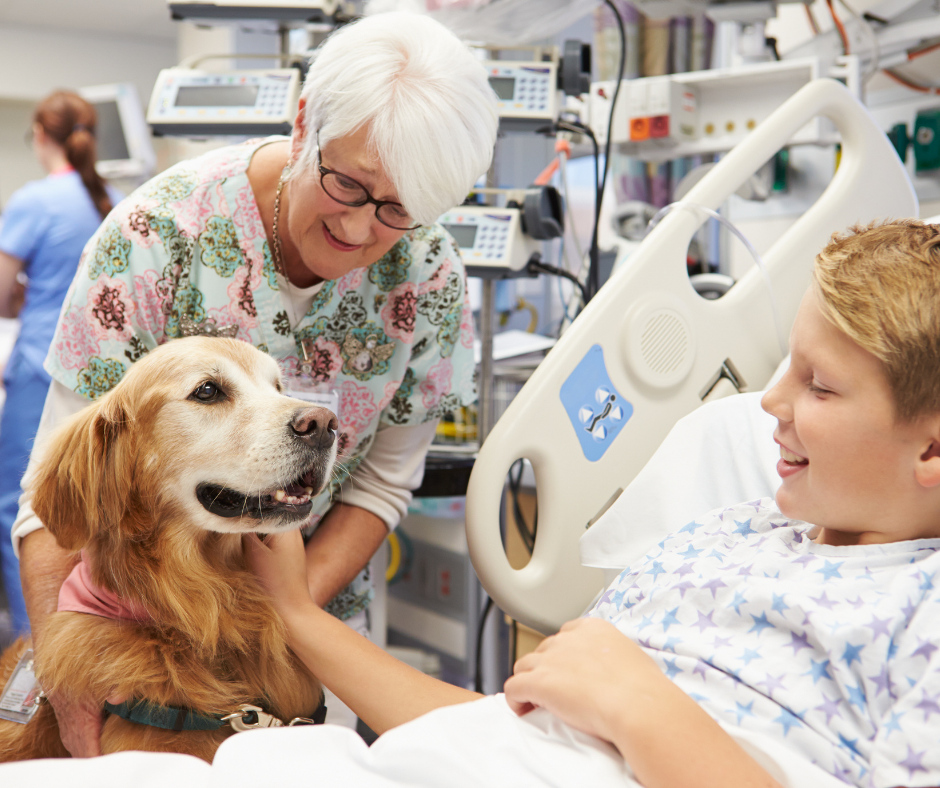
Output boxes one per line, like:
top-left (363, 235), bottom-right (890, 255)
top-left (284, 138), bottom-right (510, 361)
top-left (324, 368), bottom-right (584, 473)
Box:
top-left (271, 164), bottom-right (301, 328)
top-left (271, 163), bottom-right (313, 372)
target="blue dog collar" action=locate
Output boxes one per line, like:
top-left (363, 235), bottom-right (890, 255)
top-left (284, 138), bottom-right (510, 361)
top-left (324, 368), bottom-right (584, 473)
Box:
top-left (105, 699), bottom-right (327, 732)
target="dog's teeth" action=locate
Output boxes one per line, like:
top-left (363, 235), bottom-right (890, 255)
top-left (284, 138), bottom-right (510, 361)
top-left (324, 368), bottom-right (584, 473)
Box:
top-left (304, 486), bottom-right (313, 494)
top-left (274, 489), bottom-right (286, 502)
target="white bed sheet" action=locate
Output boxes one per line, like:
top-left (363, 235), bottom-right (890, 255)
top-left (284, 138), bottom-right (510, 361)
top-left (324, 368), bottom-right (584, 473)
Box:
top-left (0, 695), bottom-right (846, 787)
top-left (580, 391), bottom-right (781, 572)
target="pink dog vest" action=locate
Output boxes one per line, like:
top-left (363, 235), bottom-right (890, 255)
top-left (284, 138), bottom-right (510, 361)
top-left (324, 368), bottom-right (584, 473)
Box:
top-left (57, 553), bottom-right (150, 622)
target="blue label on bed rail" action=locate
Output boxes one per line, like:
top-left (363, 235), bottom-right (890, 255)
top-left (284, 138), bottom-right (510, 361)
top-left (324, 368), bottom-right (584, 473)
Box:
top-left (560, 345), bottom-right (632, 462)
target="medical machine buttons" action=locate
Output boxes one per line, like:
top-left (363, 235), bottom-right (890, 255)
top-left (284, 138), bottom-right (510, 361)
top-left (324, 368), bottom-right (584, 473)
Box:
top-left (624, 303), bottom-right (695, 389)
top-left (560, 344), bottom-right (633, 462)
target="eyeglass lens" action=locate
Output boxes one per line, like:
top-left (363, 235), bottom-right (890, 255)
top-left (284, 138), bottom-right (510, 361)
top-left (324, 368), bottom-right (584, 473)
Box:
top-left (320, 172), bottom-right (417, 230)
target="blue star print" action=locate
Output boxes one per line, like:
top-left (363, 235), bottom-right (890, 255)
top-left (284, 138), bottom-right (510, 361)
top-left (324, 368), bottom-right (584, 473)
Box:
top-left (815, 560), bottom-right (844, 580)
top-left (589, 498), bottom-right (940, 787)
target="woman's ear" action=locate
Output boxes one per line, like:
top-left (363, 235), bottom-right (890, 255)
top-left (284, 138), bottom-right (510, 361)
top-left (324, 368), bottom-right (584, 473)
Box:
top-left (28, 389), bottom-right (134, 551)
top-left (289, 97), bottom-right (308, 164)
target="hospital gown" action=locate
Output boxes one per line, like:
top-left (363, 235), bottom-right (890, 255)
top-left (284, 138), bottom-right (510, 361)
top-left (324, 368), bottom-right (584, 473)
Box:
top-left (590, 498), bottom-right (940, 788)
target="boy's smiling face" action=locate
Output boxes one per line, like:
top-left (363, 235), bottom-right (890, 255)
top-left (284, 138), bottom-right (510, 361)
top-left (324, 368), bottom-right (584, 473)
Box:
top-left (761, 288), bottom-right (940, 545)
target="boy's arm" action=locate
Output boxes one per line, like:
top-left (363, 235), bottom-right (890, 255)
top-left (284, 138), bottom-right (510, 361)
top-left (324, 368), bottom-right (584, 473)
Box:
top-left (503, 618), bottom-right (783, 788)
top-left (246, 530), bottom-right (481, 734)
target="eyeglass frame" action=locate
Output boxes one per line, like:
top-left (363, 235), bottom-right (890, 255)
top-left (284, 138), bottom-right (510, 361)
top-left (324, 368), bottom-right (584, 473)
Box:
top-left (315, 132), bottom-right (421, 231)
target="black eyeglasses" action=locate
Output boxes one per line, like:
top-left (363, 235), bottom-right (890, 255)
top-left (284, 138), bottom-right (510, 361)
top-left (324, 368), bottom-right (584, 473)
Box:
top-left (316, 133), bottom-right (420, 231)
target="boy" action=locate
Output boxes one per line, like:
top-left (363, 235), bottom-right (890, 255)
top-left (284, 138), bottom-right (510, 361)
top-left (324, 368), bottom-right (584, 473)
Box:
top-left (248, 220), bottom-right (940, 788)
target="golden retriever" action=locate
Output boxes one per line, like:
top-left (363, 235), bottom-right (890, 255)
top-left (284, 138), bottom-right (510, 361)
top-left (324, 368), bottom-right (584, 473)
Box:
top-left (0, 336), bottom-right (336, 762)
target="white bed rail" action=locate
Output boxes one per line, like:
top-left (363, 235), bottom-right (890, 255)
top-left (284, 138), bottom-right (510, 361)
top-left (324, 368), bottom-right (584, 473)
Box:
top-left (465, 78), bottom-right (917, 634)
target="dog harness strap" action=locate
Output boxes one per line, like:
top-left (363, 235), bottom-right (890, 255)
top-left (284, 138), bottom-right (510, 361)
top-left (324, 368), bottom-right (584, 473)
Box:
top-left (105, 700), bottom-right (225, 732)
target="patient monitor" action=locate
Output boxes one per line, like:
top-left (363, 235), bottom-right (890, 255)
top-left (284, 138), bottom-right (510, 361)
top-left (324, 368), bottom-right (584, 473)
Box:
top-left (466, 79), bottom-right (918, 635)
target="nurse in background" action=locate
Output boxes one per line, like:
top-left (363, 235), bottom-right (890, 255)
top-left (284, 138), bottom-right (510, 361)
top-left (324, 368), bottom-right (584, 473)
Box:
top-left (0, 91), bottom-right (121, 634)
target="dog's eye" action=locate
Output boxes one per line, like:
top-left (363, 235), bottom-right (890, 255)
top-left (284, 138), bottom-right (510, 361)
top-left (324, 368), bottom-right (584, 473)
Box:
top-left (190, 381), bottom-right (224, 403)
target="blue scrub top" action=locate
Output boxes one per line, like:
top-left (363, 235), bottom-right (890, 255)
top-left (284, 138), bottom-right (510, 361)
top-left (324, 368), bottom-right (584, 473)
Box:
top-left (0, 170), bottom-right (121, 374)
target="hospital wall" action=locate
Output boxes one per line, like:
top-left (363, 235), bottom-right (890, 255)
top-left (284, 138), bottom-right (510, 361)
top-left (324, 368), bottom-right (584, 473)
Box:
top-left (0, 23), bottom-right (176, 206)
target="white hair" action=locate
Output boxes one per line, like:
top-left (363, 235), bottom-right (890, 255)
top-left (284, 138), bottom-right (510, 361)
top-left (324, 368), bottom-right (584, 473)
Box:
top-left (294, 12), bottom-right (499, 226)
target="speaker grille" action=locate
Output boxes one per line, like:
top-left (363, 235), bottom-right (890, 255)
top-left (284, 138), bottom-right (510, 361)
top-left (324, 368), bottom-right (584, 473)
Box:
top-left (640, 310), bottom-right (690, 376)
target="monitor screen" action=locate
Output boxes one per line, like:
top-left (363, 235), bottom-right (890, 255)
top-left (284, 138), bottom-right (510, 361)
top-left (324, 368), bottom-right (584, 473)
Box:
top-left (442, 223), bottom-right (478, 249)
top-left (92, 100), bottom-right (130, 161)
top-left (488, 77), bottom-right (515, 101)
top-left (174, 85), bottom-right (260, 108)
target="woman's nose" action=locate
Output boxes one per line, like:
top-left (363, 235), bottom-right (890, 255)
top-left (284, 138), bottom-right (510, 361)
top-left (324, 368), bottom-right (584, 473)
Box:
top-left (337, 204), bottom-right (375, 245)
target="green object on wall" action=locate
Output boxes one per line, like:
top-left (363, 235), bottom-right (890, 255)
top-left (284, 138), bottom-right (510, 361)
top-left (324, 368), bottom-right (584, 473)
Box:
top-left (887, 123), bottom-right (909, 163)
top-left (913, 110), bottom-right (940, 172)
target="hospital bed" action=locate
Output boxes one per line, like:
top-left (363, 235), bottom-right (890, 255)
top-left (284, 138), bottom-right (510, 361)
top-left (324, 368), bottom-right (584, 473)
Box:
top-left (0, 78), bottom-right (917, 786)
top-left (466, 77), bottom-right (919, 635)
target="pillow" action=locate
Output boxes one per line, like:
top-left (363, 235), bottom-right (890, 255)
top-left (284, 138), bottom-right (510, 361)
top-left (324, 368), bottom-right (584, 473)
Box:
top-left (579, 390), bottom-right (781, 570)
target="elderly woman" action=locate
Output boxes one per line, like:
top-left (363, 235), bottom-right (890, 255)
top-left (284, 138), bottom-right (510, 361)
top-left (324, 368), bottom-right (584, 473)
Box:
top-left (14, 11), bottom-right (497, 753)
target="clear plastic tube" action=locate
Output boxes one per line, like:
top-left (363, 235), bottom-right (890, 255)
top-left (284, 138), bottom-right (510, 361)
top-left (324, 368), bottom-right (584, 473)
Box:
top-left (648, 202), bottom-right (789, 356)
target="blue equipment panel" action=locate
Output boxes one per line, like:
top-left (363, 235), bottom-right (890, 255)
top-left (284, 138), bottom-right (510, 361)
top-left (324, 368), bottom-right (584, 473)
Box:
top-left (560, 345), bottom-right (633, 462)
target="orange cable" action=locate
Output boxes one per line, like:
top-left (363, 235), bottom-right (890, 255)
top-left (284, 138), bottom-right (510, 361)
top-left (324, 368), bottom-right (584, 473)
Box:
top-left (826, 0), bottom-right (850, 55)
top-left (882, 68), bottom-right (940, 94)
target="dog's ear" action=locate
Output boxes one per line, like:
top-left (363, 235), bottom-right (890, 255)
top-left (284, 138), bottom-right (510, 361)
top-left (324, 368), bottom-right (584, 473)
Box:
top-left (29, 387), bottom-right (137, 552)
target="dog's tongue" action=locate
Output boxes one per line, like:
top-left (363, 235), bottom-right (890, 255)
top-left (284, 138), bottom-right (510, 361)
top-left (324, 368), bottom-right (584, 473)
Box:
top-left (284, 481), bottom-right (311, 497)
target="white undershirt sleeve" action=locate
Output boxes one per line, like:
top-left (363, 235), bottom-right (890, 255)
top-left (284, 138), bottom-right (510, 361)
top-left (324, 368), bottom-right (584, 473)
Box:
top-left (339, 419), bottom-right (439, 531)
top-left (11, 380), bottom-right (90, 557)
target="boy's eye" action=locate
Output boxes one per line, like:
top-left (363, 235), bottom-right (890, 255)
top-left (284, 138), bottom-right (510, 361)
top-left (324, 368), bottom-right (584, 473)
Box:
top-left (808, 381), bottom-right (832, 395)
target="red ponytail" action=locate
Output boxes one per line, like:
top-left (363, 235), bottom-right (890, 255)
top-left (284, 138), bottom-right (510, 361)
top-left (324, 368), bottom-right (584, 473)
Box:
top-left (34, 91), bottom-right (113, 219)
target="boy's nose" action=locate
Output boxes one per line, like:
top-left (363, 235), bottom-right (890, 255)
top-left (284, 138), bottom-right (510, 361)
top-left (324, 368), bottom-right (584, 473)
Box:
top-left (761, 373), bottom-right (793, 422)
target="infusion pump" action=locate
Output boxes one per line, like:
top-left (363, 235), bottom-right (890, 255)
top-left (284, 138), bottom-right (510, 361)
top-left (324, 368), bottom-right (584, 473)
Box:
top-left (439, 206), bottom-right (541, 276)
top-left (147, 68), bottom-right (301, 136)
top-left (484, 61), bottom-right (558, 131)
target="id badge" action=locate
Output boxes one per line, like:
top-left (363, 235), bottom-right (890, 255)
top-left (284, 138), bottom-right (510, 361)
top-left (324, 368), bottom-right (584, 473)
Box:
top-left (286, 379), bottom-right (340, 417)
top-left (0, 648), bottom-right (43, 724)
top-left (288, 338), bottom-right (340, 416)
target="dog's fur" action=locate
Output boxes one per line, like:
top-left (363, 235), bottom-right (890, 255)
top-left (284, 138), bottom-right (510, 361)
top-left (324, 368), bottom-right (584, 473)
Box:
top-left (0, 337), bottom-right (338, 762)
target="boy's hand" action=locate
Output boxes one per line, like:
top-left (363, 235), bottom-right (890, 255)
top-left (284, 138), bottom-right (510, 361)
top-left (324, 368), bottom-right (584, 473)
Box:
top-left (504, 617), bottom-right (665, 746)
top-left (245, 529), bottom-right (315, 625)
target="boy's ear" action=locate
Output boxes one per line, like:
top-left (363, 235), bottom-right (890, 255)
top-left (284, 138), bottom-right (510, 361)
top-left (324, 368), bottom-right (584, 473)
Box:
top-left (915, 429), bottom-right (940, 489)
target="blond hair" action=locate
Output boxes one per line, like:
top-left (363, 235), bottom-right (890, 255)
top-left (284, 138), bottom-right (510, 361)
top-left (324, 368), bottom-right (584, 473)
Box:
top-left (813, 219), bottom-right (940, 421)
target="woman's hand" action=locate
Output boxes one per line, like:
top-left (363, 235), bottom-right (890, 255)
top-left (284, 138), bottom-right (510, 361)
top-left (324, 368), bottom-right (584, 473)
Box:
top-left (504, 617), bottom-right (664, 746)
top-left (245, 529), bottom-right (316, 627)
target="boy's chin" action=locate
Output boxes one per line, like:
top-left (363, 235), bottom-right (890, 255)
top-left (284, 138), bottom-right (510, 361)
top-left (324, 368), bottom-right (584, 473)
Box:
top-left (773, 487), bottom-right (806, 522)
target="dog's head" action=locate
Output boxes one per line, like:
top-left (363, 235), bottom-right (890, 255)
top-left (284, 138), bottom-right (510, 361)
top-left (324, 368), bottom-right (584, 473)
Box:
top-left (30, 337), bottom-right (338, 551)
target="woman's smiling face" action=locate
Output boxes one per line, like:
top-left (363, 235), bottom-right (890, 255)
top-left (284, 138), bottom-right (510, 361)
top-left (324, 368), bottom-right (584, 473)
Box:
top-left (283, 123), bottom-right (408, 285)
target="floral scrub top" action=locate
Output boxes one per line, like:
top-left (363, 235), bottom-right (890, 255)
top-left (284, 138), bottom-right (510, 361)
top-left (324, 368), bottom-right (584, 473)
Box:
top-left (45, 137), bottom-right (477, 619)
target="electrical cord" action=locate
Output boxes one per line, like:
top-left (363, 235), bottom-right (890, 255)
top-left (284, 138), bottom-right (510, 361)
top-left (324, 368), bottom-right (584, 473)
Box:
top-left (527, 254), bottom-right (589, 307)
top-left (474, 596), bottom-right (494, 693)
top-left (508, 458), bottom-right (538, 555)
top-left (584, 0), bottom-right (627, 303)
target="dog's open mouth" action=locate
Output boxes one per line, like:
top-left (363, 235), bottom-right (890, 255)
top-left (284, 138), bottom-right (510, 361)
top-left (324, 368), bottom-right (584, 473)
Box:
top-left (195, 467), bottom-right (321, 521)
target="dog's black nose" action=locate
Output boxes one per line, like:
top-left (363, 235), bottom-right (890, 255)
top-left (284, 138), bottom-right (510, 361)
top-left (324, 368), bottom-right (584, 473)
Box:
top-left (291, 407), bottom-right (337, 450)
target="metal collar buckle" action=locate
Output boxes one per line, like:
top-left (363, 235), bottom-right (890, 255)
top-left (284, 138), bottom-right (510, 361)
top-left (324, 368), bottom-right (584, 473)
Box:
top-left (221, 703), bottom-right (322, 732)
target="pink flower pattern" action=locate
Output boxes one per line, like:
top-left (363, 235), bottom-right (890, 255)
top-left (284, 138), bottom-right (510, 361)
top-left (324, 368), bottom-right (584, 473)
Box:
top-left (420, 357), bottom-right (453, 409)
top-left (338, 380), bottom-right (379, 456)
top-left (306, 337), bottom-right (342, 383)
top-left (419, 259), bottom-right (453, 295)
top-left (226, 265), bottom-right (260, 327)
top-left (132, 269), bottom-right (168, 334)
top-left (173, 185), bottom-right (216, 238)
top-left (232, 182), bottom-right (265, 242)
top-left (85, 278), bottom-right (137, 342)
top-left (460, 301), bottom-right (475, 349)
top-left (381, 282), bottom-right (418, 342)
top-left (336, 268), bottom-right (365, 299)
top-left (53, 306), bottom-right (101, 370)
